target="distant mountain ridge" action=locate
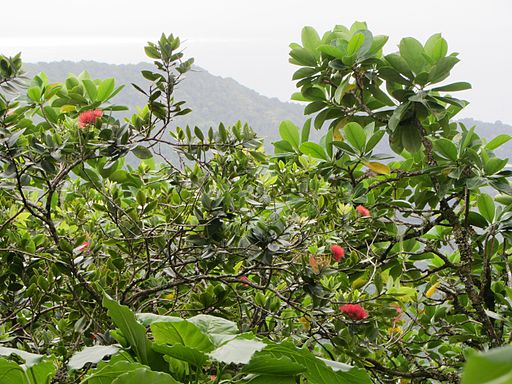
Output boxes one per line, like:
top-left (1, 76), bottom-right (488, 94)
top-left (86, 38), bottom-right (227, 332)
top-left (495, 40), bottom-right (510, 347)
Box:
top-left (23, 61), bottom-right (305, 150)
top-left (23, 61), bottom-right (512, 156)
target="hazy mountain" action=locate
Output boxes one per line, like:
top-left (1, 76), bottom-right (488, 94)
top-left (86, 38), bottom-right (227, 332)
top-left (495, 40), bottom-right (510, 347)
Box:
top-left (22, 61), bottom-right (512, 158)
top-left (23, 61), bottom-right (305, 150)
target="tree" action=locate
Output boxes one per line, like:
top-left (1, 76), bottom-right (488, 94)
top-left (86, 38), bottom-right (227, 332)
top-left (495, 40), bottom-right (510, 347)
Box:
top-left (0, 23), bottom-right (511, 384)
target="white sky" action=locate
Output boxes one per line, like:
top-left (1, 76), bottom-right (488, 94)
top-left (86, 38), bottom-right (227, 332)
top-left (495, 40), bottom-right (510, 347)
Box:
top-left (1, 0), bottom-right (511, 124)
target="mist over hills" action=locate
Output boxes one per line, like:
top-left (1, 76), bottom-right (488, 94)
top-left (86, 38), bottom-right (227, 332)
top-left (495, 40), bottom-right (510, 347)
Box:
top-left (23, 61), bottom-right (511, 157)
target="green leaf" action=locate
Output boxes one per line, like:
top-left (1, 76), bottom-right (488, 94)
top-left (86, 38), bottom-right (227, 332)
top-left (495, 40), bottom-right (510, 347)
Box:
top-left (0, 358), bottom-right (27, 384)
top-left (301, 119), bottom-right (311, 143)
top-left (318, 45), bottom-right (345, 60)
top-left (111, 368), bottom-right (180, 384)
top-left (388, 102), bottom-right (411, 132)
top-left (83, 79), bottom-right (98, 101)
top-left (428, 56), bottom-right (459, 83)
top-left (83, 361), bottom-right (146, 384)
top-left (260, 342), bottom-right (372, 384)
top-left (424, 34), bottom-right (448, 62)
top-left (467, 211), bottom-right (488, 228)
top-left (187, 314), bottom-right (238, 337)
top-left (273, 140), bottom-right (294, 154)
top-left (431, 82), bottom-right (471, 92)
top-left (486, 134), bottom-right (512, 150)
top-left (343, 122), bottom-right (366, 151)
top-left (27, 359), bottom-right (57, 384)
top-left (385, 54), bottom-right (413, 79)
top-left (132, 146), bottom-right (153, 159)
top-left (301, 27), bottom-right (321, 53)
top-left (27, 86), bottom-right (42, 102)
top-left (399, 37), bottom-right (426, 74)
top-left (151, 321), bottom-right (214, 352)
top-left (299, 142), bottom-right (329, 161)
top-left (152, 343), bottom-right (207, 367)
top-left (102, 294), bottom-right (166, 371)
top-left (289, 48), bottom-right (317, 67)
top-left (462, 345), bottom-right (512, 384)
top-left (346, 32), bottom-right (365, 57)
top-left (432, 138), bottom-right (458, 161)
top-left (400, 125), bottom-right (422, 153)
top-left (279, 120), bottom-right (300, 150)
top-left (484, 157), bottom-right (508, 175)
top-left (243, 353), bottom-right (306, 376)
top-left (69, 345), bottom-right (120, 370)
top-left (97, 78), bottom-right (115, 102)
top-left (478, 193), bottom-right (495, 223)
top-left (144, 46), bottom-right (161, 59)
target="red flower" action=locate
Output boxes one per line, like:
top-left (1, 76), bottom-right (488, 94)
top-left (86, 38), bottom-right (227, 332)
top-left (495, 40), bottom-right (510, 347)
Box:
top-left (339, 303), bottom-right (368, 320)
top-left (330, 244), bottom-right (345, 262)
top-left (239, 276), bottom-right (250, 286)
top-left (355, 205), bottom-right (371, 217)
top-left (73, 241), bottom-right (90, 254)
top-left (78, 109), bottom-right (103, 128)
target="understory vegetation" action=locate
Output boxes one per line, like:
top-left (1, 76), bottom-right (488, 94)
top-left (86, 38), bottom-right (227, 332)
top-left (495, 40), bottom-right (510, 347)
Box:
top-left (1, 22), bottom-right (512, 383)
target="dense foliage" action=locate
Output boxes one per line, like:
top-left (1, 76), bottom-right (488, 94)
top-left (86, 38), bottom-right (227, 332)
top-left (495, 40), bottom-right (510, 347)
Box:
top-left (1, 23), bottom-right (512, 383)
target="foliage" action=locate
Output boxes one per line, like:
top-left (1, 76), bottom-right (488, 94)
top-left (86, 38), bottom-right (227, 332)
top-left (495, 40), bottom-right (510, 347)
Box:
top-left (0, 294), bottom-right (371, 383)
top-left (0, 23), bottom-right (512, 384)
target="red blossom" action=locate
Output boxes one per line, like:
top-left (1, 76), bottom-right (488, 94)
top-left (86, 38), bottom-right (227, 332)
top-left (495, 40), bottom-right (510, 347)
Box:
top-left (330, 244), bottom-right (345, 262)
top-left (355, 205), bottom-right (371, 217)
top-left (339, 303), bottom-right (368, 321)
top-left (78, 109), bottom-right (103, 128)
top-left (239, 276), bottom-right (250, 286)
top-left (73, 241), bottom-right (90, 254)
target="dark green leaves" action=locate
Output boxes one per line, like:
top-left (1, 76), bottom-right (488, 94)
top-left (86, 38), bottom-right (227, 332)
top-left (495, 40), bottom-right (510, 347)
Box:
top-left (432, 138), bottom-right (458, 161)
top-left (102, 294), bottom-right (166, 371)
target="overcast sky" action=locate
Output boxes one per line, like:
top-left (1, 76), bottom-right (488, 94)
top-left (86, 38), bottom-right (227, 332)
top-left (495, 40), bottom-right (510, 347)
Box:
top-left (1, 0), bottom-right (511, 124)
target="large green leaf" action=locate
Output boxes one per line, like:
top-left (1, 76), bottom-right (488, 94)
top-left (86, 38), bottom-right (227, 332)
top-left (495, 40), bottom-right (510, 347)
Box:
top-left (431, 82), bottom-right (471, 92)
top-left (0, 358), bottom-right (27, 384)
top-left (299, 142), bottom-right (329, 161)
top-left (243, 353), bottom-right (306, 376)
top-left (399, 37), bottom-right (426, 74)
top-left (97, 78), bottom-right (115, 102)
top-left (27, 360), bottom-right (57, 384)
top-left (83, 361), bottom-right (146, 384)
top-left (432, 138), bottom-right (458, 161)
top-left (486, 134), bottom-right (512, 150)
top-left (151, 321), bottom-right (214, 352)
top-left (400, 125), bottom-right (422, 153)
top-left (478, 193), bottom-right (495, 224)
top-left (102, 294), bottom-right (166, 371)
top-left (424, 33), bottom-right (448, 62)
top-left (187, 314), bottom-right (238, 346)
top-left (462, 345), bottom-right (512, 384)
top-left (152, 344), bottom-right (207, 367)
top-left (301, 27), bottom-right (321, 53)
top-left (428, 56), bottom-right (459, 83)
top-left (260, 342), bottom-right (372, 384)
top-left (279, 120), bottom-right (300, 150)
top-left (385, 53), bottom-right (413, 79)
top-left (343, 122), bottom-right (366, 151)
top-left (111, 368), bottom-right (180, 384)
